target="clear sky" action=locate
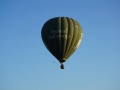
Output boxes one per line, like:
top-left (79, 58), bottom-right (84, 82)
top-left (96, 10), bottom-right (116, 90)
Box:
top-left (0, 0), bottom-right (120, 90)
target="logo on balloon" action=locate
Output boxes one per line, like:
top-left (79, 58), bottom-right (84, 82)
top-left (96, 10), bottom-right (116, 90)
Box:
top-left (48, 30), bottom-right (70, 39)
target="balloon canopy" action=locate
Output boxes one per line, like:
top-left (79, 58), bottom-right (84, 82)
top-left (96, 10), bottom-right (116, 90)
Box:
top-left (41, 17), bottom-right (83, 69)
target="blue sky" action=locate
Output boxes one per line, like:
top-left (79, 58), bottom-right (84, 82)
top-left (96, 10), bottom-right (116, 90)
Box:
top-left (0, 0), bottom-right (120, 90)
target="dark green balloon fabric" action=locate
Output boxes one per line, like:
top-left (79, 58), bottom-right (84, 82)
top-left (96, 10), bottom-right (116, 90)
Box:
top-left (41, 17), bottom-right (83, 63)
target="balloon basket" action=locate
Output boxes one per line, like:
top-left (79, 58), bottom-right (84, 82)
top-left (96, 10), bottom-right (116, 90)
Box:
top-left (60, 63), bottom-right (64, 69)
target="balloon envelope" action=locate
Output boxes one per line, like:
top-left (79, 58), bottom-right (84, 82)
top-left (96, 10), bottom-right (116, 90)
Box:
top-left (41, 17), bottom-right (83, 63)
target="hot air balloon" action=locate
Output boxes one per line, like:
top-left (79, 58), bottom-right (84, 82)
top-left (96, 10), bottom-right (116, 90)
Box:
top-left (41, 17), bottom-right (83, 69)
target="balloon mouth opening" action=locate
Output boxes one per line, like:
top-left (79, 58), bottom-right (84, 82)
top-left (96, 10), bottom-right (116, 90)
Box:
top-left (61, 60), bottom-right (65, 63)
top-left (59, 59), bottom-right (66, 63)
